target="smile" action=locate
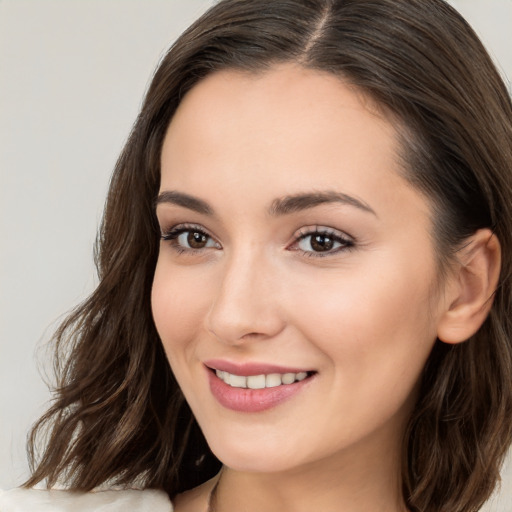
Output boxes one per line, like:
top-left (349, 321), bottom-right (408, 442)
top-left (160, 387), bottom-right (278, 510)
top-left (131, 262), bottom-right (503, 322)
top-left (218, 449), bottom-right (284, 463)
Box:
top-left (215, 369), bottom-right (309, 389)
top-left (205, 362), bottom-right (315, 413)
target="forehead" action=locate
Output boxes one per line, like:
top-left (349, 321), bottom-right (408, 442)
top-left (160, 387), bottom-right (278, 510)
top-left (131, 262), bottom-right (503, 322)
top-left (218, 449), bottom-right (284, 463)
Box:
top-left (161, 64), bottom-right (400, 191)
top-left (158, 63), bottom-right (433, 237)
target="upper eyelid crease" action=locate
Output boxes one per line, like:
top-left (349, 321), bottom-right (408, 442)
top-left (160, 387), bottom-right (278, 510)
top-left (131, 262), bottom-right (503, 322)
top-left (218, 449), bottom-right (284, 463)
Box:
top-left (296, 225), bottom-right (352, 238)
top-left (161, 224), bottom-right (213, 239)
top-left (161, 225), bottom-right (353, 256)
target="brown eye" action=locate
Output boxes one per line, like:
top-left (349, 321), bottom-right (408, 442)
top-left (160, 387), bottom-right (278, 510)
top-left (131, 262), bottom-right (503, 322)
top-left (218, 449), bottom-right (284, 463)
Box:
top-left (187, 231), bottom-right (209, 249)
top-left (161, 226), bottom-right (219, 251)
top-left (310, 234), bottom-right (334, 252)
top-left (295, 229), bottom-right (353, 256)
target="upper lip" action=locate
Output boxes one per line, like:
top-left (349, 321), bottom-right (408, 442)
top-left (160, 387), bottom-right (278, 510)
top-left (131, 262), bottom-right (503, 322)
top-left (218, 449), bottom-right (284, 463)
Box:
top-left (204, 359), bottom-right (313, 376)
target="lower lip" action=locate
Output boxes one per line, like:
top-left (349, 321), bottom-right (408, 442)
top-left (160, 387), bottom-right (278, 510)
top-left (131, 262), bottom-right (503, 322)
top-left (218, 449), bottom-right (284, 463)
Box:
top-left (207, 369), bottom-right (313, 413)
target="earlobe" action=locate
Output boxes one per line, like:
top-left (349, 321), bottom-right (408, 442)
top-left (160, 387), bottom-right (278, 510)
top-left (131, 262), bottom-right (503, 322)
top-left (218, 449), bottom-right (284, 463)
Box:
top-left (437, 229), bottom-right (501, 345)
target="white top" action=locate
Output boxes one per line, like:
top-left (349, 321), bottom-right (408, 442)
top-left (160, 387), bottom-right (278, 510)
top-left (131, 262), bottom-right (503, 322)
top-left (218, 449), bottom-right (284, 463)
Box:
top-left (0, 488), bottom-right (173, 511)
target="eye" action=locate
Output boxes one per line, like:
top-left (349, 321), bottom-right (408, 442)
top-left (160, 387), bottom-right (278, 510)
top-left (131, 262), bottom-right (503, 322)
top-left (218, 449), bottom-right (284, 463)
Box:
top-left (176, 230), bottom-right (216, 250)
top-left (161, 224), bottom-right (220, 252)
top-left (292, 227), bottom-right (354, 256)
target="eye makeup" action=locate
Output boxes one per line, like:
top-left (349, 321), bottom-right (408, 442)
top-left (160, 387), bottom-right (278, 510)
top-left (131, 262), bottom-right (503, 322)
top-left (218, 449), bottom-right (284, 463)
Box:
top-left (160, 221), bottom-right (355, 259)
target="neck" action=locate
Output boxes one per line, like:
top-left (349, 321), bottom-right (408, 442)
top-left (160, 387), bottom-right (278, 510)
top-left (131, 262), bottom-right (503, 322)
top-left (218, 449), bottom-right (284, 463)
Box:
top-left (210, 442), bottom-right (407, 512)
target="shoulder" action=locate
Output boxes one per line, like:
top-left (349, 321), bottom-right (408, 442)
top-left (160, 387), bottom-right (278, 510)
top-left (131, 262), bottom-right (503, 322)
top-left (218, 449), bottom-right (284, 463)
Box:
top-left (0, 487), bottom-right (173, 512)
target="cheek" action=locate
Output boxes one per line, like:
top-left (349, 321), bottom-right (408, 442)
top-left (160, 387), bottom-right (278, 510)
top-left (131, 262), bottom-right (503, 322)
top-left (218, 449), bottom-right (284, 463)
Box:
top-left (151, 258), bottom-right (210, 360)
top-left (290, 252), bottom-right (439, 399)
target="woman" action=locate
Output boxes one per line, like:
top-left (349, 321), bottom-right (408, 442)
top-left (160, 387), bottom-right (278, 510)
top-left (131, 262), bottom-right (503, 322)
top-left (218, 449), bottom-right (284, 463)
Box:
top-left (1, 0), bottom-right (512, 511)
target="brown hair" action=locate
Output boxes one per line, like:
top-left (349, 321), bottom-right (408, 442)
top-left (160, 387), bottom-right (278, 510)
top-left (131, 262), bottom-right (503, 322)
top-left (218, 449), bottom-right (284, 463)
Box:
top-left (26, 1), bottom-right (512, 510)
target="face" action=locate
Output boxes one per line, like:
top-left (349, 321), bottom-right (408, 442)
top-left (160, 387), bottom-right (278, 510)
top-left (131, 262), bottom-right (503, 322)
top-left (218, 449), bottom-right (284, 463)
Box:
top-left (152, 64), bottom-right (448, 475)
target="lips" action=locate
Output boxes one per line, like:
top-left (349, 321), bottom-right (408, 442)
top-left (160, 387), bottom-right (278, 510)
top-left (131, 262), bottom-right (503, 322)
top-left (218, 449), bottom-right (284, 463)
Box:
top-left (204, 359), bottom-right (315, 412)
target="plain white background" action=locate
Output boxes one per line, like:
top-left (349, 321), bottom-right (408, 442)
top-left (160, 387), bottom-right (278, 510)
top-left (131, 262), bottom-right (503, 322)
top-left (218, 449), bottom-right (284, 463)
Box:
top-left (1, 1), bottom-right (511, 509)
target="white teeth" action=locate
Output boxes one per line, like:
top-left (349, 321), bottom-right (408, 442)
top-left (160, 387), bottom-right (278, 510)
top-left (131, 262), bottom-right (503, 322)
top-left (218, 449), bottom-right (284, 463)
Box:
top-left (265, 373), bottom-right (282, 388)
top-left (282, 373), bottom-right (295, 385)
top-left (215, 370), bottom-right (310, 389)
top-left (229, 374), bottom-right (247, 388)
top-left (247, 374), bottom-right (266, 389)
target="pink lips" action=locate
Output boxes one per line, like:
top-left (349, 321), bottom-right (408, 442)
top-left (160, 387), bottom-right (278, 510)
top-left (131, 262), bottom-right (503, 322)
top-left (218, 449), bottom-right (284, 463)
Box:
top-left (205, 359), bottom-right (310, 376)
top-left (204, 359), bottom-right (314, 413)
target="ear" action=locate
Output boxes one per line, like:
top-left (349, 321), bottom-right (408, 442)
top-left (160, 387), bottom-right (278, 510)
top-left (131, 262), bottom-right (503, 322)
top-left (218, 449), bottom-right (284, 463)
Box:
top-left (437, 229), bottom-right (501, 345)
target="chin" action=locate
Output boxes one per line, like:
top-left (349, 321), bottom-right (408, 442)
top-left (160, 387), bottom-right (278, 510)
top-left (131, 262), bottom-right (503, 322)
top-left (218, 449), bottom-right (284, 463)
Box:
top-left (203, 429), bottom-right (308, 474)
top-left (211, 449), bottom-right (296, 474)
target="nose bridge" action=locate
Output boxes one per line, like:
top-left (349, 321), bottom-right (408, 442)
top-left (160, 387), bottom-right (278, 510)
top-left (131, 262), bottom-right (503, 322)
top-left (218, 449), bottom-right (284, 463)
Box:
top-left (206, 243), bottom-right (284, 343)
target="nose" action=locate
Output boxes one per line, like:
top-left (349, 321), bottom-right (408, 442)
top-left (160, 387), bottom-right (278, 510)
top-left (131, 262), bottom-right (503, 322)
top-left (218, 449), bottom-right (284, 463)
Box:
top-left (205, 249), bottom-right (286, 345)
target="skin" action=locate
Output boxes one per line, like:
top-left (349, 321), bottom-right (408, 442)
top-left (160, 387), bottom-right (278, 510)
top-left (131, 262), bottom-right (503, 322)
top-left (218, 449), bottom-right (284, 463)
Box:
top-left (151, 64), bottom-right (467, 512)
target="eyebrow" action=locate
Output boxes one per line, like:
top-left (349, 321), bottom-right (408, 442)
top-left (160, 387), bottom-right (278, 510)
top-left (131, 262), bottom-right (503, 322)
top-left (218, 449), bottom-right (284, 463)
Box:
top-left (269, 191), bottom-right (377, 217)
top-left (155, 189), bottom-right (376, 217)
top-left (156, 190), bottom-right (213, 215)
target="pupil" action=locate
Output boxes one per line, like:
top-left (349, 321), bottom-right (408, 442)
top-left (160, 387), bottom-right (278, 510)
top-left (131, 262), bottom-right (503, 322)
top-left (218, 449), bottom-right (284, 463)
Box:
top-left (311, 234), bottom-right (333, 252)
top-left (188, 231), bottom-right (207, 248)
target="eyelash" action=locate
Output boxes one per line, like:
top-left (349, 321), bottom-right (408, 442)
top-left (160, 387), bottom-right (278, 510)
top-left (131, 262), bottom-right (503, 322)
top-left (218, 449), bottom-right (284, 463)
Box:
top-left (291, 226), bottom-right (355, 258)
top-left (160, 224), bottom-right (217, 255)
top-left (160, 224), bottom-right (355, 258)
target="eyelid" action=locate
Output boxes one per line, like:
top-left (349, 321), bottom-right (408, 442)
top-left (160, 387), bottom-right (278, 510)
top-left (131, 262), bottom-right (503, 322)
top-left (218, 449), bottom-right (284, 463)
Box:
top-left (159, 222), bottom-right (354, 257)
top-left (160, 222), bottom-right (206, 238)
top-left (160, 223), bottom-right (221, 251)
top-left (294, 225), bottom-right (353, 239)
top-left (288, 225), bottom-right (355, 256)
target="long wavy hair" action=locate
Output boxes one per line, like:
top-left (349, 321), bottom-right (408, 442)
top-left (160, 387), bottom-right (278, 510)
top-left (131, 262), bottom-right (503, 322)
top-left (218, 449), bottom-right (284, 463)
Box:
top-left (25, 1), bottom-right (512, 510)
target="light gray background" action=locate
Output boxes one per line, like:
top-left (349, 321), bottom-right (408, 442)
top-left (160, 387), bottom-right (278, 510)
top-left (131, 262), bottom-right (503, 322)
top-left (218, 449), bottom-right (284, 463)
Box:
top-left (1, 1), bottom-right (511, 509)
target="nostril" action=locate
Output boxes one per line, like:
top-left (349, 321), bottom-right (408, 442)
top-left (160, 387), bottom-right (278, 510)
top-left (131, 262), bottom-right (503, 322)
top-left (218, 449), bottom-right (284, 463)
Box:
top-left (240, 332), bottom-right (270, 340)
